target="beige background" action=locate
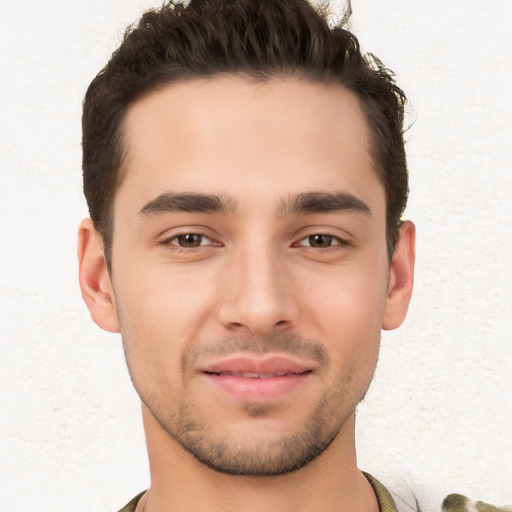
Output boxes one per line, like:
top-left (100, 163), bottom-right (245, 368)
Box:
top-left (0, 0), bottom-right (511, 510)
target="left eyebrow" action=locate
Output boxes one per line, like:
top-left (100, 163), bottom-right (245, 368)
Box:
top-left (277, 192), bottom-right (371, 217)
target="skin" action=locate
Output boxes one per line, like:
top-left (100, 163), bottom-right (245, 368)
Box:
top-left (78, 77), bottom-right (415, 512)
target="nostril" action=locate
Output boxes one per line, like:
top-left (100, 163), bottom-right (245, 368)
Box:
top-left (227, 322), bottom-right (244, 331)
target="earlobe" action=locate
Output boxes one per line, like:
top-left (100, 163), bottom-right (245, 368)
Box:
top-left (382, 220), bottom-right (416, 331)
top-left (77, 218), bottom-right (120, 333)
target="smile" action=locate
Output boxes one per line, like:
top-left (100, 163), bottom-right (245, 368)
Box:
top-left (200, 356), bottom-right (313, 402)
top-left (210, 371), bottom-right (305, 379)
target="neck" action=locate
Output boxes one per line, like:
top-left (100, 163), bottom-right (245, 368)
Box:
top-left (138, 405), bottom-right (379, 512)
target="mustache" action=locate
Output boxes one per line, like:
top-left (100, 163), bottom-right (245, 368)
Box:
top-left (182, 334), bottom-right (330, 371)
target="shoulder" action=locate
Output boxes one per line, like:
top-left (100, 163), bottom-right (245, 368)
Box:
top-left (117, 491), bottom-right (147, 512)
top-left (364, 472), bottom-right (510, 512)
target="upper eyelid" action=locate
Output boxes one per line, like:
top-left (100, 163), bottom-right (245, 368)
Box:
top-left (162, 232), bottom-right (212, 244)
top-left (296, 233), bottom-right (350, 246)
top-left (156, 226), bottom-right (353, 244)
top-left (296, 227), bottom-right (353, 241)
top-left (299, 231), bottom-right (347, 240)
top-left (293, 222), bottom-right (354, 235)
top-left (157, 226), bottom-right (215, 240)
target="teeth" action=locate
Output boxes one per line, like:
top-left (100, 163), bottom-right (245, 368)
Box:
top-left (217, 372), bottom-right (290, 379)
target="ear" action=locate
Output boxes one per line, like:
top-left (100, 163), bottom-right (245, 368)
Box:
top-left (382, 220), bottom-right (416, 331)
top-left (77, 218), bottom-right (120, 333)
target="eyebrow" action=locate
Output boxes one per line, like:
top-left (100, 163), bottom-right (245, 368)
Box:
top-left (138, 190), bottom-right (371, 218)
top-left (138, 192), bottom-right (236, 216)
top-left (277, 192), bottom-right (371, 217)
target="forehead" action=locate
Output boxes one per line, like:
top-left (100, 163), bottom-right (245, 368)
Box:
top-left (116, 76), bottom-right (384, 219)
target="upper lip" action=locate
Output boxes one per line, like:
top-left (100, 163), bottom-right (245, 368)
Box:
top-left (201, 355), bottom-right (313, 376)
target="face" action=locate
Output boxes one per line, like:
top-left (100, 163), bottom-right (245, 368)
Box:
top-left (80, 77), bottom-right (414, 476)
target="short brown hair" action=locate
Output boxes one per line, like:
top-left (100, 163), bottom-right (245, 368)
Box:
top-left (82, 0), bottom-right (408, 265)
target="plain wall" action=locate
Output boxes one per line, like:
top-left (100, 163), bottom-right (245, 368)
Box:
top-left (0, 1), bottom-right (511, 510)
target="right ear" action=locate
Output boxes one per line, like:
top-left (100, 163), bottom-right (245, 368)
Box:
top-left (77, 218), bottom-right (120, 333)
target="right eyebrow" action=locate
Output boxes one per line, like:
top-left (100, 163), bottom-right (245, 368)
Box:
top-left (138, 192), bottom-right (236, 216)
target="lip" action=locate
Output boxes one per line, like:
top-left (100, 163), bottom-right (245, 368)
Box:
top-left (202, 355), bottom-right (312, 375)
top-left (200, 355), bottom-right (313, 402)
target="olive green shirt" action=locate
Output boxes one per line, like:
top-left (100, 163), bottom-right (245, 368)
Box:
top-left (117, 473), bottom-right (509, 512)
top-left (117, 472), bottom-right (399, 512)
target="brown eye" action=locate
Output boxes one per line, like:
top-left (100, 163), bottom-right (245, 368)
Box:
top-left (297, 233), bottom-right (348, 250)
top-left (307, 234), bottom-right (334, 248)
top-left (175, 234), bottom-right (206, 247)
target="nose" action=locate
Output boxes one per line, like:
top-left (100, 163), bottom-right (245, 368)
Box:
top-left (216, 246), bottom-right (299, 337)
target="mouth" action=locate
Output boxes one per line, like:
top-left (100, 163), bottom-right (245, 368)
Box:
top-left (202, 355), bottom-right (312, 375)
top-left (209, 371), bottom-right (308, 379)
top-left (200, 355), bottom-right (313, 402)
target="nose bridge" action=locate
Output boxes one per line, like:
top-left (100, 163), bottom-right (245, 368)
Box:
top-left (240, 245), bottom-right (279, 302)
top-left (217, 237), bottom-right (295, 335)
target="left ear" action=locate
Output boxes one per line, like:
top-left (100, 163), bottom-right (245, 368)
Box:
top-left (382, 220), bottom-right (415, 330)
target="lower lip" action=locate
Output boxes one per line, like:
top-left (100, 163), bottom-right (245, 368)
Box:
top-left (202, 373), bottom-right (310, 402)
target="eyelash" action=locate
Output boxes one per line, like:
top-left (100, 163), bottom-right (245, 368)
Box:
top-left (159, 232), bottom-right (215, 251)
top-left (159, 231), bottom-right (350, 252)
top-left (295, 233), bottom-right (350, 250)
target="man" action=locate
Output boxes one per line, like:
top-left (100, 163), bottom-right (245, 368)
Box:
top-left (77, 1), bottom-right (420, 510)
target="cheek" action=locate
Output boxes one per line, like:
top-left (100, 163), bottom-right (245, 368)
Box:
top-left (298, 260), bottom-right (388, 358)
top-left (112, 261), bottom-right (231, 398)
top-left (114, 259), bottom-right (214, 331)
top-left (324, 276), bottom-right (386, 332)
top-left (113, 275), bottom-right (195, 404)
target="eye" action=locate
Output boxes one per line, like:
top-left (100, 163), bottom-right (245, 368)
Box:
top-left (166, 233), bottom-right (212, 248)
top-left (298, 234), bottom-right (346, 249)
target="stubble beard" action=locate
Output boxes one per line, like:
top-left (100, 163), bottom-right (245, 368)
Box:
top-left (124, 334), bottom-right (376, 477)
